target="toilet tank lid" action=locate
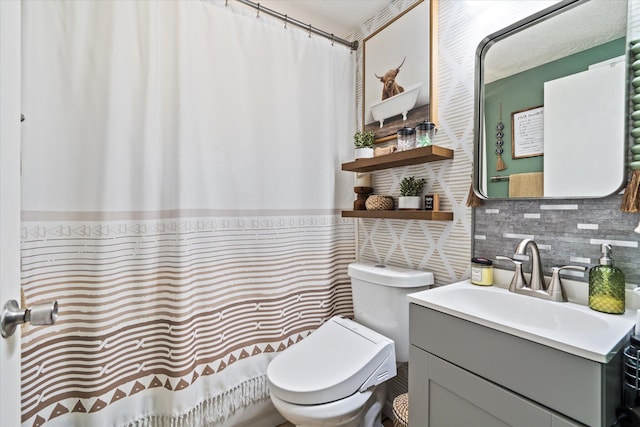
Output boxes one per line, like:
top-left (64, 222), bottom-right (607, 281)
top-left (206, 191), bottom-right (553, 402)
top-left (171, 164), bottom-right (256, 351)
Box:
top-left (348, 263), bottom-right (434, 288)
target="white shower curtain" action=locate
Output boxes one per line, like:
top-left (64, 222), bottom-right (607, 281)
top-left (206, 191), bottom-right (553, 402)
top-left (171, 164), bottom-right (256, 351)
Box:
top-left (20, 1), bottom-right (355, 426)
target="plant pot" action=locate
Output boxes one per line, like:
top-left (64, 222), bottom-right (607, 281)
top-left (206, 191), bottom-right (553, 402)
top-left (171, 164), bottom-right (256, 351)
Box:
top-left (398, 196), bottom-right (422, 210)
top-left (355, 147), bottom-right (374, 159)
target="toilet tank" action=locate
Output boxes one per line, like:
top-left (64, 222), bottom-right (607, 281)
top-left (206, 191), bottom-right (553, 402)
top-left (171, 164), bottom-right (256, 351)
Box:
top-left (348, 263), bottom-right (434, 362)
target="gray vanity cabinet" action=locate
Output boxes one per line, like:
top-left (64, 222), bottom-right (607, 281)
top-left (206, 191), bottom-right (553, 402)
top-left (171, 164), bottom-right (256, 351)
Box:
top-left (409, 304), bottom-right (623, 427)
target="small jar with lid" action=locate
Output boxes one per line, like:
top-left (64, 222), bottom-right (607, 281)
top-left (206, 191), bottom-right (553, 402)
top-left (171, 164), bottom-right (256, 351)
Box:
top-left (471, 257), bottom-right (493, 286)
top-left (397, 127), bottom-right (416, 151)
top-left (415, 121), bottom-right (437, 147)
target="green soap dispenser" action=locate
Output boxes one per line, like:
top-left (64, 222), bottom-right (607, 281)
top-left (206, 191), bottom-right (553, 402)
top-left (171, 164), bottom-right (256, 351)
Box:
top-left (589, 244), bottom-right (625, 314)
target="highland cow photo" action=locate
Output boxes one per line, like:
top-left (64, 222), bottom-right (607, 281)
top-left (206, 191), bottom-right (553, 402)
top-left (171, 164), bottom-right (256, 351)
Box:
top-left (363, 0), bottom-right (430, 137)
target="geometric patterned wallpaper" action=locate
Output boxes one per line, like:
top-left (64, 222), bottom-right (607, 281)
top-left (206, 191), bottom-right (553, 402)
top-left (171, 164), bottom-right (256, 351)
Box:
top-left (352, 0), bottom-right (640, 288)
top-left (350, 0), bottom-right (473, 286)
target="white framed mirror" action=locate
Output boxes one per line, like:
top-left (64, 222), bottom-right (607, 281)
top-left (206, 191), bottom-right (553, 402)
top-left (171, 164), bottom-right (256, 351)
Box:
top-left (473, 0), bottom-right (628, 199)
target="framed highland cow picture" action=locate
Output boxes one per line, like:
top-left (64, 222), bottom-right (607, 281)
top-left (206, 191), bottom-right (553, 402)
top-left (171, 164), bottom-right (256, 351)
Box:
top-left (363, 0), bottom-right (431, 140)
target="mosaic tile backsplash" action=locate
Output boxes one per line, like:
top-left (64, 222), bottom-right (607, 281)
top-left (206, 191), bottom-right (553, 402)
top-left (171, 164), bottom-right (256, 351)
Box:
top-left (474, 194), bottom-right (640, 286)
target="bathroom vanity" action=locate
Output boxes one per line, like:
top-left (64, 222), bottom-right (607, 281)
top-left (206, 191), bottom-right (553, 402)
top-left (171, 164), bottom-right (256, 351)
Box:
top-left (407, 281), bottom-right (635, 427)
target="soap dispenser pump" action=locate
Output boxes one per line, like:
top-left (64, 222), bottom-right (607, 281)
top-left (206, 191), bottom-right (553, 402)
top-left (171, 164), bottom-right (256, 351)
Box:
top-left (588, 244), bottom-right (625, 314)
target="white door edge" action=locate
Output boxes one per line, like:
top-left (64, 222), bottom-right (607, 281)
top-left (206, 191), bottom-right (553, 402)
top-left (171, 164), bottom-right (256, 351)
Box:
top-left (0, 1), bottom-right (23, 426)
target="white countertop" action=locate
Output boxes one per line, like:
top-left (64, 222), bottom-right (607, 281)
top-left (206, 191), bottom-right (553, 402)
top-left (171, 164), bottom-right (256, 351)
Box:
top-left (408, 280), bottom-right (636, 363)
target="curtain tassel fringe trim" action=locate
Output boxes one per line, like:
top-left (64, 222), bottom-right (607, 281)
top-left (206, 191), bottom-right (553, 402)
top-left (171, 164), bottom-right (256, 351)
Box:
top-left (126, 374), bottom-right (270, 427)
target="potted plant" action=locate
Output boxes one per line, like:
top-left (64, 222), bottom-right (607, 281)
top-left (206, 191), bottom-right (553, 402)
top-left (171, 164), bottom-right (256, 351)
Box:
top-left (398, 176), bottom-right (426, 210)
top-left (353, 130), bottom-right (375, 159)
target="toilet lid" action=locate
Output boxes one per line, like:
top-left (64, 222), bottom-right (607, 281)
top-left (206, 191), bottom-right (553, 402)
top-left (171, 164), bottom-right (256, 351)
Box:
top-left (266, 316), bottom-right (394, 405)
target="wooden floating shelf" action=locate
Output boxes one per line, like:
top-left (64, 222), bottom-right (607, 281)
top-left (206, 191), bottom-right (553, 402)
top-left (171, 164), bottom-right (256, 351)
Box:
top-left (341, 210), bottom-right (454, 221)
top-left (342, 145), bottom-right (454, 172)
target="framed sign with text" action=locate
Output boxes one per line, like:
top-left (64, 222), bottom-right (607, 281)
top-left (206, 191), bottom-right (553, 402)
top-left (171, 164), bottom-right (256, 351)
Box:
top-left (424, 194), bottom-right (440, 211)
top-left (511, 106), bottom-right (544, 159)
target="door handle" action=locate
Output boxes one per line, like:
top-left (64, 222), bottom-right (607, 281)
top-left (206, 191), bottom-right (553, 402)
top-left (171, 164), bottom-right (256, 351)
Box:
top-left (1, 299), bottom-right (58, 338)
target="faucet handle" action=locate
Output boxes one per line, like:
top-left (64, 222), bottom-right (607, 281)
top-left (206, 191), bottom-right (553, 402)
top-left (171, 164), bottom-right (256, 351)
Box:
top-left (548, 265), bottom-right (588, 302)
top-left (496, 256), bottom-right (527, 292)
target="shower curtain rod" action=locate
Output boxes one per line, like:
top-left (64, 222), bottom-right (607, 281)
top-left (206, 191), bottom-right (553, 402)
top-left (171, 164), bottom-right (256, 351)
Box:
top-left (233, 0), bottom-right (359, 50)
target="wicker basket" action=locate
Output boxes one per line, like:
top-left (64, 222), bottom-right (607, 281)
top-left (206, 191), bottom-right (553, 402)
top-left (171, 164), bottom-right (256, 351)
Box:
top-left (365, 195), bottom-right (394, 211)
top-left (392, 393), bottom-right (409, 427)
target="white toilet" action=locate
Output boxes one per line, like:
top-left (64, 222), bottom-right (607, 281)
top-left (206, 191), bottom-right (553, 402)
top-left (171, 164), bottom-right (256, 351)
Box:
top-left (267, 262), bottom-right (434, 427)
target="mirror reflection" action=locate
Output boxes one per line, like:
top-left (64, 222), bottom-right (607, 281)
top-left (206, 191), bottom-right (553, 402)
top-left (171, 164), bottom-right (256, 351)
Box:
top-left (474, 0), bottom-right (628, 199)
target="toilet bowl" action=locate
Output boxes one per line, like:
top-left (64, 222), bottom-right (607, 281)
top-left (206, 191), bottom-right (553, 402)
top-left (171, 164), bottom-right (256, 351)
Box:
top-left (270, 382), bottom-right (386, 427)
top-left (267, 263), bottom-right (433, 427)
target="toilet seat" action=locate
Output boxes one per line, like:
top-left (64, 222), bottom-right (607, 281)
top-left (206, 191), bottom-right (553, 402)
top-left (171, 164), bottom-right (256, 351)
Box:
top-left (267, 316), bottom-right (396, 405)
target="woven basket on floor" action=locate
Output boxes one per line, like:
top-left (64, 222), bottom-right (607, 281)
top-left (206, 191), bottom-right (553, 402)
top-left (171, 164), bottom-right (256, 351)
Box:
top-left (392, 393), bottom-right (409, 427)
top-left (365, 195), bottom-right (394, 210)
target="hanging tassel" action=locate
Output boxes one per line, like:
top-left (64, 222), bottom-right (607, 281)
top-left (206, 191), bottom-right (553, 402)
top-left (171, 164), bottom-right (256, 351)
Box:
top-left (621, 169), bottom-right (640, 212)
top-left (495, 154), bottom-right (507, 171)
top-left (466, 183), bottom-right (484, 207)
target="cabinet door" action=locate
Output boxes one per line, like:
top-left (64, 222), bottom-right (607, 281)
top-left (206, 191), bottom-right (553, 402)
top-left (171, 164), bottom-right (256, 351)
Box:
top-left (409, 346), bottom-right (583, 427)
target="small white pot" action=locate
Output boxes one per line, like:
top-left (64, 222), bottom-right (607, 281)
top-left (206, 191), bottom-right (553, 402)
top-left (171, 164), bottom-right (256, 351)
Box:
top-left (398, 196), bottom-right (422, 210)
top-left (355, 147), bottom-right (374, 159)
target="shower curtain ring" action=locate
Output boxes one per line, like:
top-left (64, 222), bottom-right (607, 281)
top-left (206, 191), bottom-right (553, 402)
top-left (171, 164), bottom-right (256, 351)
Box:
top-left (256, 3), bottom-right (260, 18)
top-left (225, 0), bottom-right (228, 6)
top-left (308, 24), bottom-right (312, 38)
top-left (331, 34), bottom-right (335, 46)
top-left (284, 15), bottom-right (287, 28)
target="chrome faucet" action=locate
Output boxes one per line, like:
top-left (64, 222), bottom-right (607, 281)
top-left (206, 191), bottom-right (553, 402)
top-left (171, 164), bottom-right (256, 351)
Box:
top-left (498, 239), bottom-right (586, 302)
top-left (515, 239), bottom-right (545, 292)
